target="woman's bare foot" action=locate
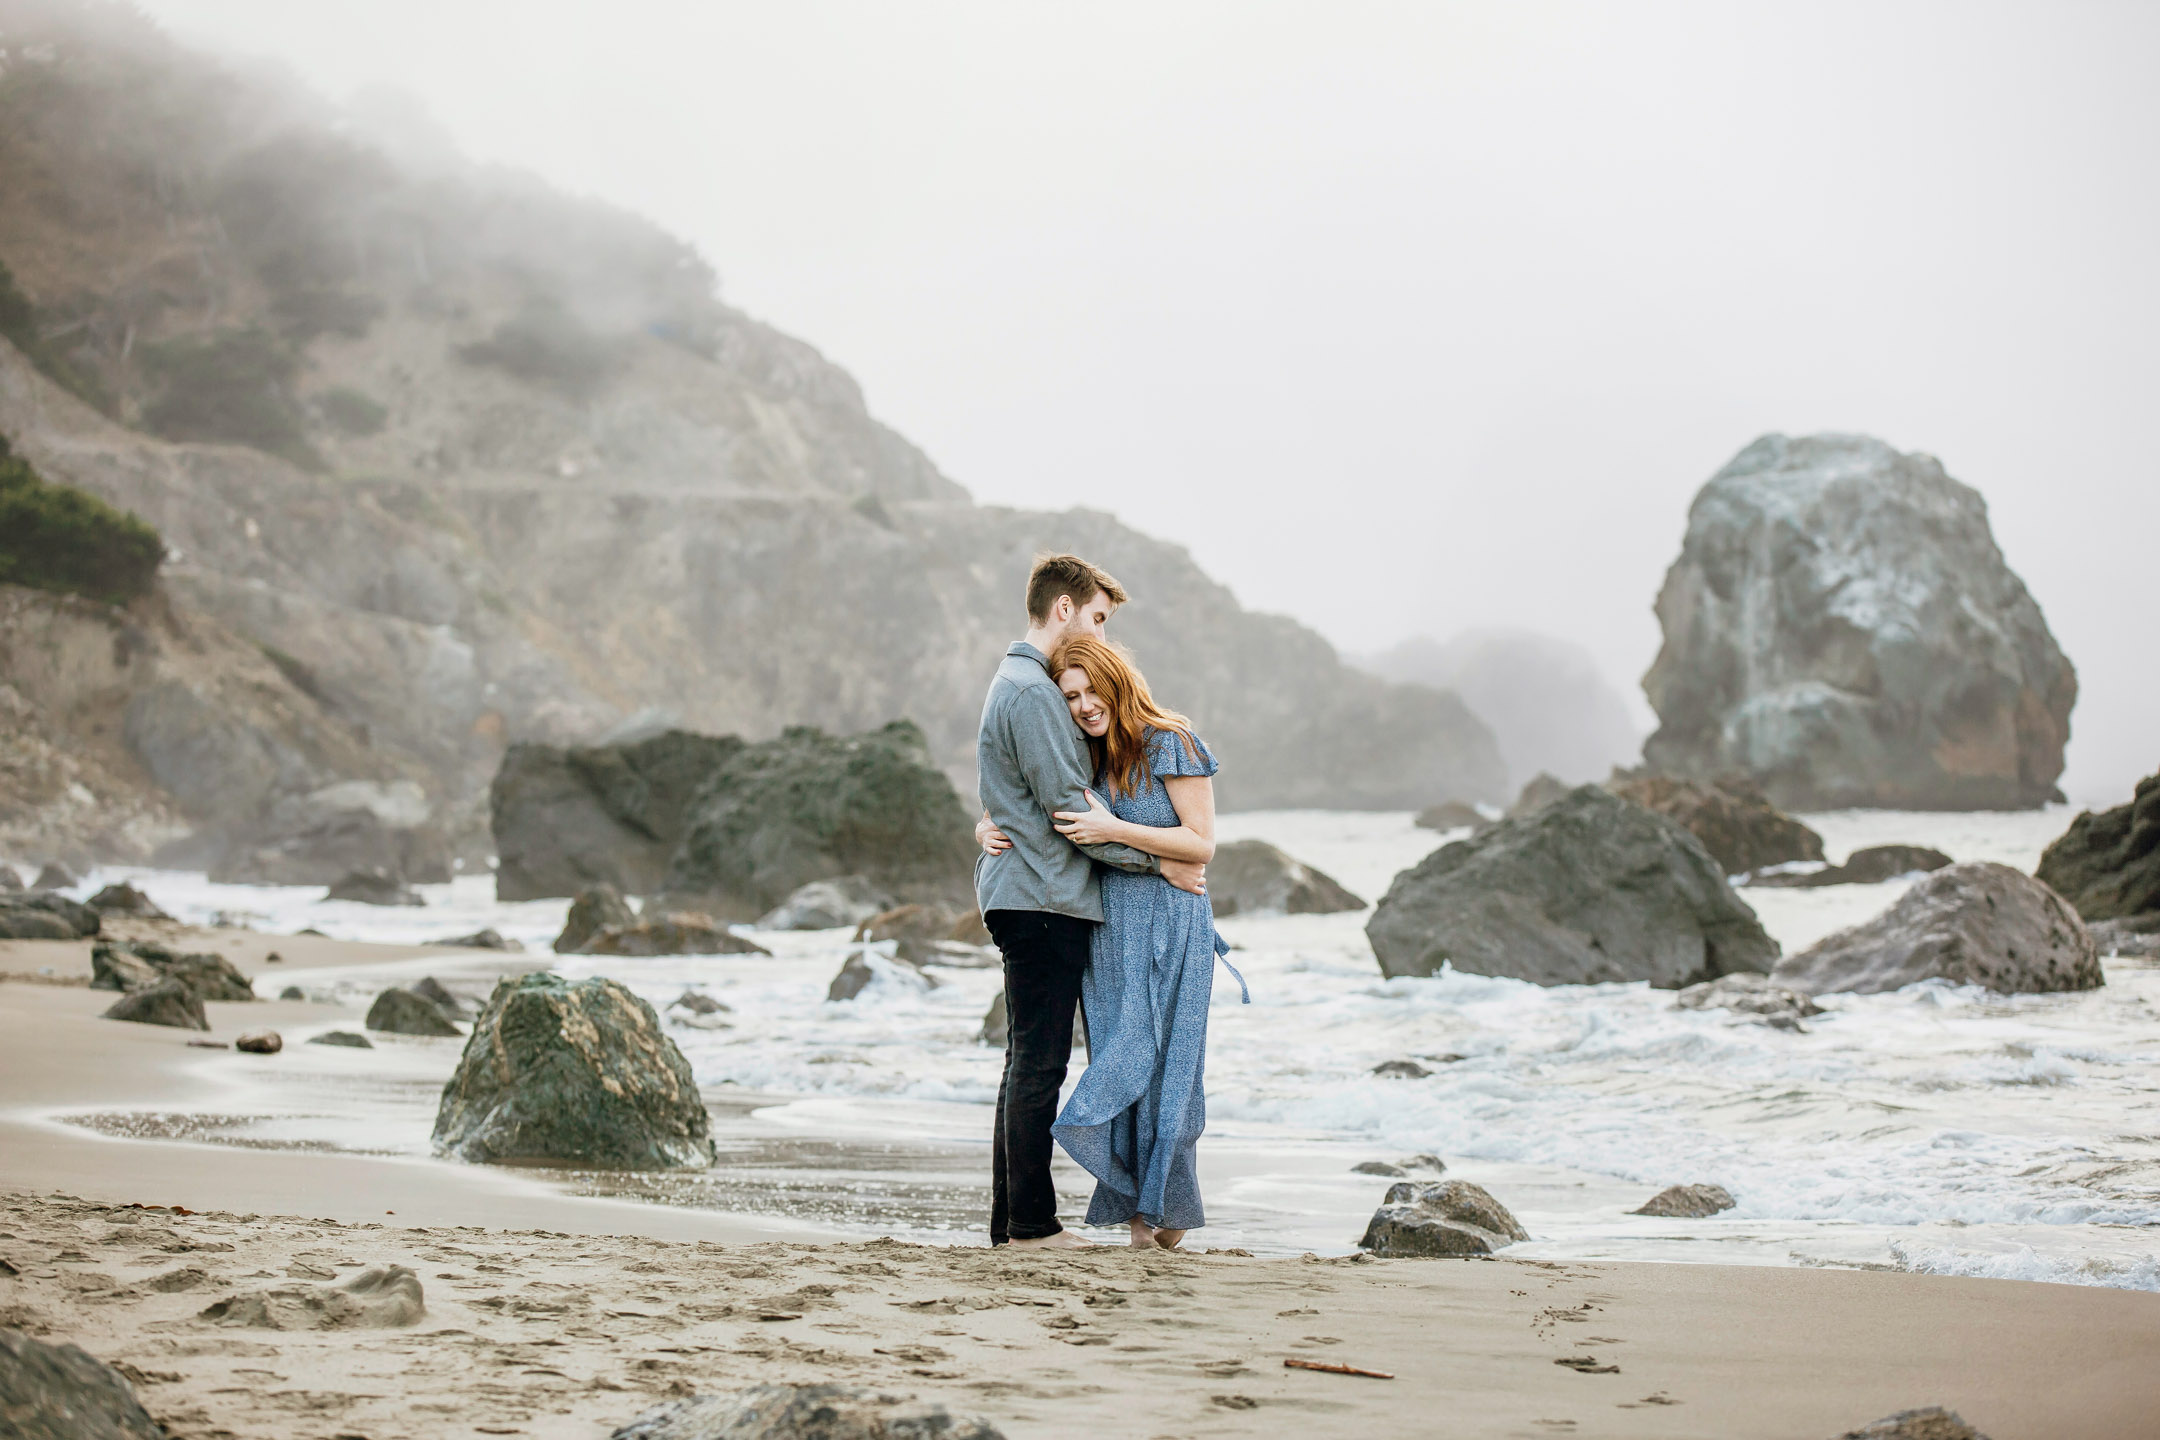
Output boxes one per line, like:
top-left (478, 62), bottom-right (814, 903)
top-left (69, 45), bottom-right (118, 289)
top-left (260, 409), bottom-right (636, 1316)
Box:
top-left (1153, 1227), bottom-right (1187, 1251)
top-left (1008, 1230), bottom-right (1092, 1250)
top-left (1128, 1217), bottom-right (1158, 1249)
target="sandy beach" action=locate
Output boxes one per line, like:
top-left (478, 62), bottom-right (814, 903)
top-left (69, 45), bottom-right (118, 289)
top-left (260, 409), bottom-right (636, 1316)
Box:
top-left (7, 925), bottom-right (2160, 1439)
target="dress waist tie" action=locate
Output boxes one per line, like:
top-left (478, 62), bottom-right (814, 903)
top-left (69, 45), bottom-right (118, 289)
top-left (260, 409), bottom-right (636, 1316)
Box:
top-left (1211, 926), bottom-right (1250, 1004)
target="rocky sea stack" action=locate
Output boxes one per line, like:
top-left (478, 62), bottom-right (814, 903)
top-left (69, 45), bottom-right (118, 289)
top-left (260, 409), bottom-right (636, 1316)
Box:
top-left (433, 973), bottom-right (715, 1169)
top-left (1366, 785), bottom-right (1779, 987)
top-left (1642, 434), bottom-right (2075, 811)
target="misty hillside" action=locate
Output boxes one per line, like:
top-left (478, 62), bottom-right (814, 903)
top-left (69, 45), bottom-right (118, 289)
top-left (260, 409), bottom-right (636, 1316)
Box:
top-left (1363, 630), bottom-right (1642, 791)
top-left (0, 0), bottom-right (1504, 866)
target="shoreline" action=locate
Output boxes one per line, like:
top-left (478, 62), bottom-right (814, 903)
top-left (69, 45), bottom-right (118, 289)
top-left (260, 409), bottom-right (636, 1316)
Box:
top-left (7, 921), bottom-right (2160, 1435)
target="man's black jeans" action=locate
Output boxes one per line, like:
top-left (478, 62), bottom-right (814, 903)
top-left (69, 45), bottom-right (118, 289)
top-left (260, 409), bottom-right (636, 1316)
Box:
top-left (985, 908), bottom-right (1093, 1244)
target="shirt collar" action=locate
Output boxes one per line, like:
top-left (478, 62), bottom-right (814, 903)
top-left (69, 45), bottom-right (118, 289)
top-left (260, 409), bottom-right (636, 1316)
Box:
top-left (1008, 641), bottom-right (1050, 670)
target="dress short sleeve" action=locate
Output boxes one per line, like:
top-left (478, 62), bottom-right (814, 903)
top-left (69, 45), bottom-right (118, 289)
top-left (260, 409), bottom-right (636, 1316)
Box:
top-left (1147, 727), bottom-right (1219, 779)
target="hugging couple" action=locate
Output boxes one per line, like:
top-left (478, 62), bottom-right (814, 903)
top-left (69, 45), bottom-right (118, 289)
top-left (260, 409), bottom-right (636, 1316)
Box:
top-left (973, 553), bottom-right (1246, 1251)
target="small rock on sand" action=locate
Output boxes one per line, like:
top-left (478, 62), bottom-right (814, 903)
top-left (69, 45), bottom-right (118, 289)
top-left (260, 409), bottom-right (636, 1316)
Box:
top-left (436, 927), bottom-right (522, 951)
top-left (1371, 1059), bottom-right (1431, 1079)
top-left (199, 1264), bottom-right (425, 1330)
top-left (308, 1030), bottom-right (374, 1048)
top-left (611, 1384), bottom-right (1006, 1440)
top-left (365, 987), bottom-right (461, 1036)
top-left (0, 1327), bottom-right (167, 1439)
top-left (1835, 1407), bottom-right (1992, 1440)
top-left (1352, 1161), bottom-right (1407, 1177)
top-left (1631, 1184), bottom-right (1736, 1218)
top-left (1360, 1179), bottom-right (1528, 1257)
top-left (101, 979), bottom-right (208, 1031)
top-left (235, 1030), bottom-right (282, 1054)
top-left (277, 985), bottom-right (305, 1001)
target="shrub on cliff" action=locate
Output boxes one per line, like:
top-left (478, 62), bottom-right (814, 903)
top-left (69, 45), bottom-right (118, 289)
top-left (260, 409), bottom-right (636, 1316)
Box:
top-left (0, 259), bottom-right (113, 414)
top-left (0, 434), bottom-right (162, 605)
top-left (140, 326), bottom-right (321, 470)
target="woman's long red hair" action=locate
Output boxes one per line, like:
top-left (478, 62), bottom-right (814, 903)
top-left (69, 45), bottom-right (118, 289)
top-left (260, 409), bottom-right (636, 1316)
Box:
top-left (1046, 635), bottom-right (1198, 798)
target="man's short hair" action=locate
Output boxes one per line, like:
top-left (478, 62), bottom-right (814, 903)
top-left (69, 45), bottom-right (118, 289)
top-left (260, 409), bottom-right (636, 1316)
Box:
top-left (1025, 553), bottom-right (1128, 623)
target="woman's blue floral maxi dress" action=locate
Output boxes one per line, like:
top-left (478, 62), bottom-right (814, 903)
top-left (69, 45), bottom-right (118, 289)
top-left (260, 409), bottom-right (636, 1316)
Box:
top-left (1051, 727), bottom-right (1247, 1232)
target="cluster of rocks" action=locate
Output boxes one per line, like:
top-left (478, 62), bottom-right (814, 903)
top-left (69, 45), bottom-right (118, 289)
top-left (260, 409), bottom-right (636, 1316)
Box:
top-left (433, 972), bottom-right (716, 1170)
top-left (1603, 774), bottom-right (1824, 876)
top-left (493, 721), bottom-right (976, 922)
top-left (552, 883), bottom-right (771, 957)
top-left (91, 940), bottom-right (255, 1031)
top-left (0, 889), bottom-right (100, 940)
top-left (1748, 844), bottom-right (1952, 889)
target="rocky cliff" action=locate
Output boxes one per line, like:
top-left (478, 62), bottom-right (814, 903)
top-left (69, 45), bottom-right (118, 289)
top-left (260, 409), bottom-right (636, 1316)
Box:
top-left (0, 2), bottom-right (1503, 866)
top-left (1641, 433), bottom-right (2075, 811)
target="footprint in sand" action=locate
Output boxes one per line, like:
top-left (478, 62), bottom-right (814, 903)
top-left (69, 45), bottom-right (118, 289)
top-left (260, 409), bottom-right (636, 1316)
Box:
top-left (198, 1264), bottom-right (426, 1330)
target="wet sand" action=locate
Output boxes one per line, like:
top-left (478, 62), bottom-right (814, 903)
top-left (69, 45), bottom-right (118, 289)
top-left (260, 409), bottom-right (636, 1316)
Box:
top-left (5, 929), bottom-right (2159, 1438)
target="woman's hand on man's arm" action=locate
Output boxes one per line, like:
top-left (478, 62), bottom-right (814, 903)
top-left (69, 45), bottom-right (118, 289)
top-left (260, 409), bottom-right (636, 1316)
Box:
top-left (976, 810), bottom-right (1012, 856)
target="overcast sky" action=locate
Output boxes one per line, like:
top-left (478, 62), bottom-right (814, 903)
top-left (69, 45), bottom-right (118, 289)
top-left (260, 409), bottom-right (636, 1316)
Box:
top-left (136, 0), bottom-right (2158, 804)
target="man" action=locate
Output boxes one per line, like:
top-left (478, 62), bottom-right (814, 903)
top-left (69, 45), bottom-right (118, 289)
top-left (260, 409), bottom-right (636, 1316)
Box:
top-left (975, 553), bottom-right (1207, 1249)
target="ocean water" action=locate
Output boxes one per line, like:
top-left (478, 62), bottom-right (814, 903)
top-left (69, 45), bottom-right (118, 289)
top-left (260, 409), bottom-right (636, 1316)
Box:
top-left (29, 806), bottom-right (2160, 1288)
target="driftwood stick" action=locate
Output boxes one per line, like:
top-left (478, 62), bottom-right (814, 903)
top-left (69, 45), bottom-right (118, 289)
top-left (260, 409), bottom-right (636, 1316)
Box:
top-left (1283, 1358), bottom-right (1395, 1379)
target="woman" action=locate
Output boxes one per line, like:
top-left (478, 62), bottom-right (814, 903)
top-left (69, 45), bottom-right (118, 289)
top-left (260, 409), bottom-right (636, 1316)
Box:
top-left (981, 635), bottom-right (1245, 1250)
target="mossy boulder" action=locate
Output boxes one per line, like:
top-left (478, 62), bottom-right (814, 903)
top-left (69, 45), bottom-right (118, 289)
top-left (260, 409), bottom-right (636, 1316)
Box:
top-left (664, 720), bottom-right (975, 920)
top-left (433, 973), bottom-right (714, 1170)
top-left (0, 434), bottom-right (162, 606)
top-left (2036, 769), bottom-right (2160, 924)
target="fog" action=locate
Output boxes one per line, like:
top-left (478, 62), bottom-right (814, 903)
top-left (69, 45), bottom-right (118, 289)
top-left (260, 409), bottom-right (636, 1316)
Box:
top-left (132, 0), bottom-right (2159, 804)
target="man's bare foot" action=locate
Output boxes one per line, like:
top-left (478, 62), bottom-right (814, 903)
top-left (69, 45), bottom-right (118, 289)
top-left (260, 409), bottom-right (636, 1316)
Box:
top-left (1008, 1230), bottom-right (1092, 1250)
top-left (1153, 1227), bottom-right (1188, 1250)
top-left (1128, 1218), bottom-right (1158, 1248)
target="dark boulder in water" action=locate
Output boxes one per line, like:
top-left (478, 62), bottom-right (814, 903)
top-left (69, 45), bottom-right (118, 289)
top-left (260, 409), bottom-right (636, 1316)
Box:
top-left (326, 867), bottom-right (424, 906)
top-left (102, 978), bottom-right (208, 1030)
top-left (827, 949), bottom-right (938, 1002)
top-left (1774, 861), bottom-right (2099, 996)
top-left (578, 912), bottom-right (771, 957)
top-left (1642, 433), bottom-right (2075, 811)
top-left (1630, 1183), bottom-right (1736, 1218)
top-left (1413, 799), bottom-right (1492, 833)
top-left (0, 1327), bottom-right (168, 1439)
top-left (366, 986), bottom-right (462, 1036)
top-left (2035, 769), bottom-right (2160, 925)
top-left (434, 972), bottom-right (714, 1169)
top-left (1366, 785), bottom-right (1779, 987)
top-left (1359, 1179), bottom-right (1527, 1256)
top-left (757, 875), bottom-right (893, 930)
top-left (491, 730), bottom-right (745, 902)
top-left (1604, 774), bottom-right (1823, 876)
top-left (664, 720), bottom-right (976, 921)
top-left (1206, 840), bottom-right (1364, 917)
top-left (1750, 844), bottom-right (1954, 889)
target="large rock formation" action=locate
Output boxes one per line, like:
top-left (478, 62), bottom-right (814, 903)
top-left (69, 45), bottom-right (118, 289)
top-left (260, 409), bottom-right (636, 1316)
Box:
top-left (0, 891), bottom-right (99, 939)
top-left (434, 972), bottom-right (715, 1169)
top-left (1773, 861), bottom-right (2100, 995)
top-left (0, 5), bottom-right (1506, 873)
top-left (1366, 785), bottom-right (1779, 987)
top-left (1207, 839), bottom-right (1365, 917)
top-left (492, 731), bottom-right (743, 902)
top-left (663, 721), bottom-right (976, 919)
top-left (1642, 434), bottom-right (2076, 811)
top-left (2035, 769), bottom-right (2160, 924)
top-left (1604, 774), bottom-right (1823, 876)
